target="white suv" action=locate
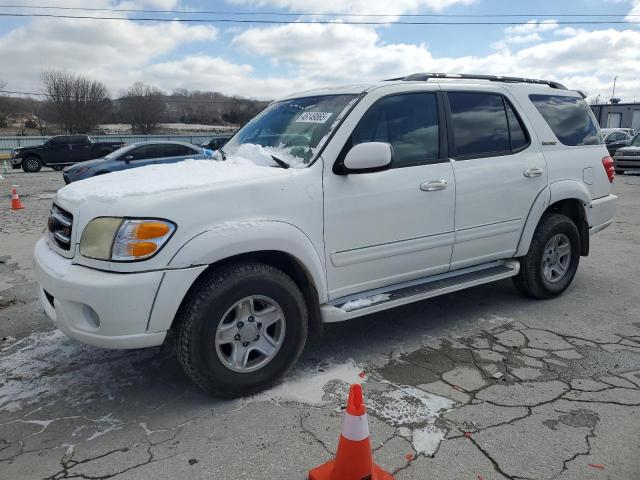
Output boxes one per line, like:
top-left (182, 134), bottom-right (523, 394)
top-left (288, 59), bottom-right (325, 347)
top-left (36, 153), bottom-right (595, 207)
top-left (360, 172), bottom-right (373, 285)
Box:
top-left (34, 73), bottom-right (617, 396)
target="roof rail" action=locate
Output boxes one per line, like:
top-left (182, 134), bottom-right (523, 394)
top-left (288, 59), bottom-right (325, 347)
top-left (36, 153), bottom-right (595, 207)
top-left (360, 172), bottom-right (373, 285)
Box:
top-left (385, 73), bottom-right (567, 90)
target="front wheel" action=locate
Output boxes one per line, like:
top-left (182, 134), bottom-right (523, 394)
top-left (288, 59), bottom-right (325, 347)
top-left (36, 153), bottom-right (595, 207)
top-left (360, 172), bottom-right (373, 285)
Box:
top-left (22, 156), bottom-right (42, 172)
top-left (513, 213), bottom-right (580, 299)
top-left (176, 263), bottom-right (308, 397)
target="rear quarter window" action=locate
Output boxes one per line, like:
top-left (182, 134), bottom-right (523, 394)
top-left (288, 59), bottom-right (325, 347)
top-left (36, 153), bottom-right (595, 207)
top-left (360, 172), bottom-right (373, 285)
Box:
top-left (529, 94), bottom-right (601, 146)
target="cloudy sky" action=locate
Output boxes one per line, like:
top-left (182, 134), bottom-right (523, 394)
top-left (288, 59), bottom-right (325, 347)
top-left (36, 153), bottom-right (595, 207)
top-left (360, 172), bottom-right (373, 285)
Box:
top-left (0, 0), bottom-right (639, 101)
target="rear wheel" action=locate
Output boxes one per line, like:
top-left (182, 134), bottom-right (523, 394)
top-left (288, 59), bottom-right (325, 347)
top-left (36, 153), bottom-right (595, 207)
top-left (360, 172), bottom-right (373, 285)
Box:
top-left (22, 156), bottom-right (42, 173)
top-left (51, 165), bottom-right (65, 171)
top-left (513, 213), bottom-right (580, 299)
top-left (176, 262), bottom-right (308, 397)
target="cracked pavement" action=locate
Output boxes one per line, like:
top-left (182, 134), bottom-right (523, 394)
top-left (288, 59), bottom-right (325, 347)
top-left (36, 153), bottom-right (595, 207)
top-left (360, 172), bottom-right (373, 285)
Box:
top-left (1, 170), bottom-right (640, 479)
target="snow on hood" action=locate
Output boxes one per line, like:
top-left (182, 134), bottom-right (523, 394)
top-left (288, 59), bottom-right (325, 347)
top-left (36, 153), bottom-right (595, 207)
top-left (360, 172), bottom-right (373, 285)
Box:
top-left (57, 159), bottom-right (291, 204)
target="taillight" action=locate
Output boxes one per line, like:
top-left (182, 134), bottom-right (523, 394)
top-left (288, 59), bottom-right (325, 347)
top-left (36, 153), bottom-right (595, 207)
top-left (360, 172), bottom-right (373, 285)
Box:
top-left (602, 156), bottom-right (615, 183)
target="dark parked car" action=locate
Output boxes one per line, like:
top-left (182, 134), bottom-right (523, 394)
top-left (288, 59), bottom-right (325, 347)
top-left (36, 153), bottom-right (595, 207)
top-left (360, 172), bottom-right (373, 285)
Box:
top-left (199, 135), bottom-right (231, 151)
top-left (63, 141), bottom-right (210, 184)
top-left (613, 134), bottom-right (640, 174)
top-left (11, 135), bottom-right (125, 172)
top-left (602, 130), bottom-right (632, 157)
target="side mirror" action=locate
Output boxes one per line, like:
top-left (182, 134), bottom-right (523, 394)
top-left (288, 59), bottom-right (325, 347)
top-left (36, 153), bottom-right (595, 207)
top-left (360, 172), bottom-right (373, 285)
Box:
top-left (343, 142), bottom-right (392, 173)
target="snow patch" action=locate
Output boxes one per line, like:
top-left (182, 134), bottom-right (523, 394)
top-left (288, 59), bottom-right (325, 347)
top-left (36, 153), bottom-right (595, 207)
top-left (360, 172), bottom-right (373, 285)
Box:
top-left (56, 159), bottom-right (290, 204)
top-left (367, 385), bottom-right (454, 456)
top-left (227, 143), bottom-right (307, 168)
top-left (254, 360), bottom-right (362, 405)
top-left (0, 330), bottom-right (161, 413)
top-left (341, 294), bottom-right (390, 312)
top-left (411, 426), bottom-right (445, 456)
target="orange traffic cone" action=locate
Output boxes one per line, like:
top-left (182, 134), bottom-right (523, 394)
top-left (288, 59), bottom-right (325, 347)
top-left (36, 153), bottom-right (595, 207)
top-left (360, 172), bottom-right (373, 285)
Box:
top-left (308, 384), bottom-right (394, 480)
top-left (11, 185), bottom-right (24, 210)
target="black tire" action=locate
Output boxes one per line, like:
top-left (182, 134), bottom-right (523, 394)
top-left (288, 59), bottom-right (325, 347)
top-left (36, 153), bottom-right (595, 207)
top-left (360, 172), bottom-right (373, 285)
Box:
top-left (513, 213), bottom-right (580, 299)
top-left (51, 165), bottom-right (65, 171)
top-left (22, 156), bottom-right (42, 173)
top-left (176, 262), bottom-right (308, 397)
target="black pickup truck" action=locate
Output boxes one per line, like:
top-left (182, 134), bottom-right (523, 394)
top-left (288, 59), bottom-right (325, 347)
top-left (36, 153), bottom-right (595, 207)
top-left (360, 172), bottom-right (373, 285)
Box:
top-left (11, 135), bottom-right (125, 172)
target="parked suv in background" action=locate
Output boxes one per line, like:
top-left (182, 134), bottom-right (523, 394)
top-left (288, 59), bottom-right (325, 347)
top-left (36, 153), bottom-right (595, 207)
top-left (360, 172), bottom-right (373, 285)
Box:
top-left (34, 73), bottom-right (617, 397)
top-left (601, 129), bottom-right (632, 156)
top-left (11, 135), bottom-right (125, 172)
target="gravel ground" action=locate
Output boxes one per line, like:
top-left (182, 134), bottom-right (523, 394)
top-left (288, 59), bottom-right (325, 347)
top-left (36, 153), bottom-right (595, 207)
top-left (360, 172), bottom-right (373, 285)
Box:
top-left (1, 169), bottom-right (639, 480)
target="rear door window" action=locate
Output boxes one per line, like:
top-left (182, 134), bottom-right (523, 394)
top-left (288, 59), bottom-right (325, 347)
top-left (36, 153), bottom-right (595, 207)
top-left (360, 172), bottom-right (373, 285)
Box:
top-left (71, 135), bottom-right (89, 145)
top-left (529, 94), bottom-right (600, 146)
top-left (447, 92), bottom-right (511, 158)
top-left (128, 144), bottom-right (164, 160)
top-left (164, 144), bottom-right (197, 157)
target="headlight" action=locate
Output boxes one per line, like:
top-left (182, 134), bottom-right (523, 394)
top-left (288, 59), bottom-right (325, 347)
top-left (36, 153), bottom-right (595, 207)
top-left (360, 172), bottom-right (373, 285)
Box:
top-left (11, 149), bottom-right (18, 157)
top-left (80, 218), bottom-right (176, 261)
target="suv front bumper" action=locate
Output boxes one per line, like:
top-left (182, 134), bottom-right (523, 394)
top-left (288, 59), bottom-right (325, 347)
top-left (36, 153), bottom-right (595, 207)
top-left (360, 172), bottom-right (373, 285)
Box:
top-left (10, 157), bottom-right (22, 168)
top-left (33, 237), bottom-right (168, 349)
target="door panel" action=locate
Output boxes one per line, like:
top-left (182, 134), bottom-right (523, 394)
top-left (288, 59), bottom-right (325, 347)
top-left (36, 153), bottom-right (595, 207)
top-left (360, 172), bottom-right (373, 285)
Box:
top-left (322, 90), bottom-right (456, 299)
top-left (324, 164), bottom-right (456, 298)
top-left (445, 88), bottom-right (547, 270)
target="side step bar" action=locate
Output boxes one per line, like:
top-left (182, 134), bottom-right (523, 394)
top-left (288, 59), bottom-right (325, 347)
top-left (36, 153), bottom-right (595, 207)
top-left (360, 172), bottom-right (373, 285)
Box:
top-left (320, 260), bottom-right (520, 323)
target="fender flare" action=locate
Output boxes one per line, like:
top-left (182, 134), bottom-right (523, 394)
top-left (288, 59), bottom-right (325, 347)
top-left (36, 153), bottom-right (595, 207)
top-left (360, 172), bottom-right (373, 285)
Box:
top-left (169, 220), bottom-right (328, 303)
top-left (515, 180), bottom-right (591, 257)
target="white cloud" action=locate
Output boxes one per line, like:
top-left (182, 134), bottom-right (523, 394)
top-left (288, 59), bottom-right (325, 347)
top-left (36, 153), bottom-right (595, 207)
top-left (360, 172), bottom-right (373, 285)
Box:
top-left (504, 20), bottom-right (558, 35)
top-left (231, 22), bottom-right (640, 101)
top-left (228, 0), bottom-right (476, 15)
top-left (0, 16), bottom-right (217, 94)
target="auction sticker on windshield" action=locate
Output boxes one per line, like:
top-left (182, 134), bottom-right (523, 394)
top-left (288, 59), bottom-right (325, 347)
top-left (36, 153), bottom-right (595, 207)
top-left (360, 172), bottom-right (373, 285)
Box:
top-left (296, 111), bottom-right (333, 123)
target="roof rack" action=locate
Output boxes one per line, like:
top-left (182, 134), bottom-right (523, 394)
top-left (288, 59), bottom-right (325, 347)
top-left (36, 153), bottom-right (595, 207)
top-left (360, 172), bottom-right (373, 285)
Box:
top-left (385, 73), bottom-right (567, 90)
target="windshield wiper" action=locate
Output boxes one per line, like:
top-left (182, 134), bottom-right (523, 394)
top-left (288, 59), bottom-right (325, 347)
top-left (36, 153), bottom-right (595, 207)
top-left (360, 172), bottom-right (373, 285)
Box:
top-left (271, 155), bottom-right (290, 169)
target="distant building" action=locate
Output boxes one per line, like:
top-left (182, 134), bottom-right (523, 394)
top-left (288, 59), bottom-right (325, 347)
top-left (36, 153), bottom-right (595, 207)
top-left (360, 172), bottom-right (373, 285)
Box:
top-left (591, 102), bottom-right (640, 130)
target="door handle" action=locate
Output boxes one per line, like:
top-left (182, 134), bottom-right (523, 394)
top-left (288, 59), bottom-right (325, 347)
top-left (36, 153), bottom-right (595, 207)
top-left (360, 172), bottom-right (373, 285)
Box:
top-left (420, 179), bottom-right (448, 191)
top-left (524, 167), bottom-right (544, 178)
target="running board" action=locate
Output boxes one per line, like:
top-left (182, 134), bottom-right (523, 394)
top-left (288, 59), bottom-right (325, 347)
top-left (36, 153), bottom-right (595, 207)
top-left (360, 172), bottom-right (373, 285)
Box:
top-left (320, 260), bottom-right (520, 323)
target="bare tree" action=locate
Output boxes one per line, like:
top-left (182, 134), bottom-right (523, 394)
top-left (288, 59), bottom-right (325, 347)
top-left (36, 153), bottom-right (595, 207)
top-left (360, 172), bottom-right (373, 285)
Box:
top-left (120, 82), bottom-right (166, 134)
top-left (0, 79), bottom-right (9, 128)
top-left (41, 69), bottom-right (111, 133)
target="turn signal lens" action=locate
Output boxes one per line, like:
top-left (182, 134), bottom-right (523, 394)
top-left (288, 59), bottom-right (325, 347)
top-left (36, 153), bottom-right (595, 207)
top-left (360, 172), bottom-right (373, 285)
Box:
top-left (111, 219), bottom-right (176, 261)
top-left (127, 242), bottom-right (158, 257)
top-left (134, 222), bottom-right (171, 240)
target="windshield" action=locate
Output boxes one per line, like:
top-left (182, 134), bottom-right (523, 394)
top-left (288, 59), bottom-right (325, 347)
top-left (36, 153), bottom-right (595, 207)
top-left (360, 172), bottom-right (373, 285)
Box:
top-left (221, 94), bottom-right (358, 168)
top-left (631, 134), bottom-right (640, 147)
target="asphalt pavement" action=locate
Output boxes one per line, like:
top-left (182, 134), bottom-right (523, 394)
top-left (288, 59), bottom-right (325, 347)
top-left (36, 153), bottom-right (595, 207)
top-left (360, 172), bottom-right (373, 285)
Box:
top-left (1, 169), bottom-right (639, 480)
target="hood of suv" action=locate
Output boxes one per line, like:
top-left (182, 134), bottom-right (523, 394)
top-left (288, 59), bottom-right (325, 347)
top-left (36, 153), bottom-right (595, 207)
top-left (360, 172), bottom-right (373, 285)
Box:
top-left (615, 145), bottom-right (640, 155)
top-left (56, 159), bottom-right (292, 206)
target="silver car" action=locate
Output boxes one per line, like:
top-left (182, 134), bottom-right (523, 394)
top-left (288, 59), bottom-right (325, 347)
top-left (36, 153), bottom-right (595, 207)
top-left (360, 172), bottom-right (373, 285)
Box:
top-left (614, 134), bottom-right (640, 174)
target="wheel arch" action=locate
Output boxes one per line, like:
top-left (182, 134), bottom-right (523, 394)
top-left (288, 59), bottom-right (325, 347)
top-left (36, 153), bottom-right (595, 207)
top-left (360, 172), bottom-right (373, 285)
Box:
top-left (154, 221), bottom-right (327, 335)
top-left (516, 182), bottom-right (590, 257)
top-left (171, 250), bottom-right (323, 335)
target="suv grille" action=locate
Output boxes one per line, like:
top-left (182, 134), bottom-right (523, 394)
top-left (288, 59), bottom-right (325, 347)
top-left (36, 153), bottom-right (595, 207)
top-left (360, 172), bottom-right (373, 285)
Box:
top-left (47, 204), bottom-right (73, 251)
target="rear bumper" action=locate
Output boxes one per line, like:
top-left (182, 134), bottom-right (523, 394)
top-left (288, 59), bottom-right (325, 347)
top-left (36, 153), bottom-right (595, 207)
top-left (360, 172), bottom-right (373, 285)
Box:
top-left (587, 194), bottom-right (617, 235)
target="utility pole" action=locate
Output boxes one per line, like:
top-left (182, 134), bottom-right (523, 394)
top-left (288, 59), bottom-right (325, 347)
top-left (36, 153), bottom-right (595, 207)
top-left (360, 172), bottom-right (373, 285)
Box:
top-left (608, 76), bottom-right (618, 128)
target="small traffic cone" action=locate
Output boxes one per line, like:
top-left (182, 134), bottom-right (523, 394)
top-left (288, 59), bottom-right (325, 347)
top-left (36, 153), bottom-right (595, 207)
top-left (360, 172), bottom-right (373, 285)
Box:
top-left (308, 384), bottom-right (394, 480)
top-left (11, 185), bottom-right (24, 210)
top-left (2, 160), bottom-right (9, 175)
